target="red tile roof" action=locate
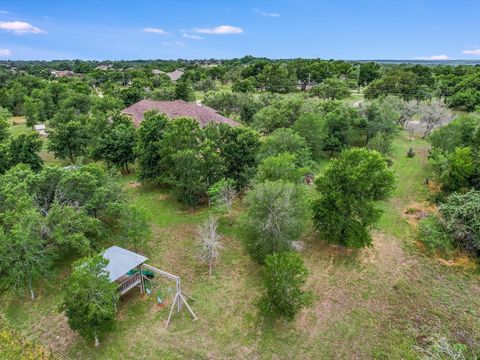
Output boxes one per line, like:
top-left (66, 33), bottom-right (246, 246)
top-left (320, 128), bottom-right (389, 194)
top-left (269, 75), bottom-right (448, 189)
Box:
top-left (121, 99), bottom-right (240, 128)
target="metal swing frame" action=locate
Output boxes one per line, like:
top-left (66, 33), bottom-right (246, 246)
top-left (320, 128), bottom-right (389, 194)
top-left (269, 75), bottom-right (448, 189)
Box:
top-left (141, 264), bottom-right (198, 328)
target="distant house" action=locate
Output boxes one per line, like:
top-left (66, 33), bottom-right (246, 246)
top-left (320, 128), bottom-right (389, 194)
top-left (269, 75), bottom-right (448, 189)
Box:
top-left (51, 70), bottom-right (74, 78)
top-left (95, 64), bottom-right (112, 71)
top-left (121, 99), bottom-right (240, 128)
top-left (34, 124), bottom-right (47, 136)
top-left (166, 69), bottom-right (184, 82)
top-left (151, 69), bottom-right (164, 75)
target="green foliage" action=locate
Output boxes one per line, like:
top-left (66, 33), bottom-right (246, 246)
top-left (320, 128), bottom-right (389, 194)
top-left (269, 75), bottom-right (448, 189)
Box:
top-left (430, 147), bottom-right (475, 193)
top-left (418, 215), bottom-right (454, 255)
top-left (259, 128), bottom-right (312, 168)
top-left (321, 104), bottom-right (362, 156)
top-left (174, 80), bottom-right (195, 102)
top-left (311, 77), bottom-right (351, 100)
top-left (364, 69), bottom-right (431, 101)
top-left (207, 178), bottom-right (237, 214)
top-left (47, 119), bottom-right (90, 163)
top-left (358, 62), bottom-right (381, 87)
top-left (0, 318), bottom-right (55, 359)
top-left (440, 190), bottom-right (480, 255)
top-left (136, 111), bottom-right (169, 182)
top-left (252, 97), bottom-right (303, 134)
top-left (313, 148), bottom-right (395, 248)
top-left (256, 153), bottom-right (305, 184)
top-left (202, 123), bottom-right (261, 189)
top-left (292, 113), bottom-right (326, 160)
top-left (0, 210), bottom-right (54, 300)
top-left (259, 252), bottom-right (311, 321)
top-left (93, 115), bottom-right (136, 172)
top-left (61, 254), bottom-right (119, 344)
top-left (243, 180), bottom-right (308, 263)
top-left (7, 132), bottom-right (44, 172)
top-left (0, 164), bottom-right (148, 258)
top-left (0, 107), bottom-right (11, 143)
top-left (428, 114), bottom-right (480, 154)
top-left (257, 63), bottom-right (297, 93)
top-left (360, 99), bottom-right (399, 146)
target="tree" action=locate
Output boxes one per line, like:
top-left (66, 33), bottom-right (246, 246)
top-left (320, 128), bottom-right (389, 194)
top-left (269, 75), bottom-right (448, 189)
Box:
top-left (430, 147), bottom-right (475, 193)
top-left (440, 190), bottom-right (480, 255)
top-left (207, 178), bottom-right (237, 215)
top-left (136, 111), bottom-right (169, 182)
top-left (252, 97), bottom-right (303, 134)
top-left (0, 106), bottom-right (11, 143)
top-left (7, 133), bottom-right (44, 171)
top-left (313, 148), bottom-right (395, 248)
top-left (359, 99), bottom-right (399, 146)
top-left (321, 104), bottom-right (362, 157)
top-left (311, 77), bottom-right (350, 100)
top-left (256, 153), bottom-right (305, 184)
top-left (420, 100), bottom-right (453, 139)
top-left (174, 79), bottom-right (195, 102)
top-left (364, 69), bottom-right (430, 101)
top-left (0, 210), bottom-right (53, 301)
top-left (198, 216), bottom-right (222, 277)
top-left (47, 120), bottom-right (90, 163)
top-left (93, 116), bottom-right (136, 172)
top-left (358, 62), bottom-right (381, 87)
top-left (257, 63), bottom-right (297, 93)
top-left (203, 123), bottom-right (261, 189)
top-left (258, 128), bottom-right (312, 168)
top-left (60, 254), bottom-right (119, 346)
top-left (259, 252), bottom-right (311, 321)
top-left (292, 113), bottom-right (326, 161)
top-left (243, 180), bottom-right (308, 263)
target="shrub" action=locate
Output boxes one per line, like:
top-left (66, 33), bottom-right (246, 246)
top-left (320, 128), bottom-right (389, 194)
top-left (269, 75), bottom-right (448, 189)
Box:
top-left (255, 153), bottom-right (305, 184)
top-left (259, 252), bottom-right (312, 321)
top-left (440, 190), bottom-right (480, 255)
top-left (313, 148), bottom-right (395, 248)
top-left (243, 180), bottom-right (308, 263)
top-left (418, 215), bottom-right (454, 255)
top-left (61, 254), bottom-right (119, 346)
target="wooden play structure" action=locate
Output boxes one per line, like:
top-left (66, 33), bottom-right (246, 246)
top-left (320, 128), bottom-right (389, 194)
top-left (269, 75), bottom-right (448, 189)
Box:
top-left (103, 246), bottom-right (197, 328)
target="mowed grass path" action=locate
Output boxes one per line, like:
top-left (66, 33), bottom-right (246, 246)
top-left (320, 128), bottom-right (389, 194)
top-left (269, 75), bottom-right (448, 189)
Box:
top-left (0, 132), bottom-right (479, 359)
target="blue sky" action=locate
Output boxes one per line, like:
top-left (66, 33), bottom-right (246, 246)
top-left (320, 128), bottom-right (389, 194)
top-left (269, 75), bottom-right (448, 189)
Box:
top-left (0, 0), bottom-right (479, 60)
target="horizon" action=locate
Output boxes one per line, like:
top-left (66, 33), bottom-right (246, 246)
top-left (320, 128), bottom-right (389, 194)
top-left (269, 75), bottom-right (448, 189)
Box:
top-left (1, 0), bottom-right (480, 61)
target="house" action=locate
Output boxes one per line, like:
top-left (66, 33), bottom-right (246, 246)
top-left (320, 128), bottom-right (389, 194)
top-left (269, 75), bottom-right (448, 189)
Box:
top-left (51, 70), bottom-right (75, 78)
top-left (95, 64), bottom-right (112, 71)
top-left (121, 99), bottom-right (240, 128)
top-left (166, 69), bottom-right (184, 82)
top-left (34, 124), bottom-right (47, 136)
top-left (151, 69), bottom-right (164, 75)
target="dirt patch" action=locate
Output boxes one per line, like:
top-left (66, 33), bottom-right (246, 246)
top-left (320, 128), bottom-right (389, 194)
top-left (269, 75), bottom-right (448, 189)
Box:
top-left (436, 255), bottom-right (478, 271)
top-left (403, 202), bottom-right (438, 227)
top-left (126, 181), bottom-right (142, 189)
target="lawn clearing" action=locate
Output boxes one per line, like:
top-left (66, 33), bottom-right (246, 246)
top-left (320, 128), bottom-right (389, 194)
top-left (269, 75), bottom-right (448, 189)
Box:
top-left (0, 131), bottom-right (479, 359)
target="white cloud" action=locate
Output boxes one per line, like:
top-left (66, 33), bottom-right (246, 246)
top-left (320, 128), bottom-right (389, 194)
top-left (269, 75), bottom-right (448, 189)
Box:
top-left (0, 48), bottom-right (11, 57)
top-left (254, 8), bottom-right (280, 17)
top-left (182, 33), bottom-right (203, 40)
top-left (0, 21), bottom-right (45, 34)
top-left (414, 55), bottom-right (449, 60)
top-left (193, 25), bottom-right (243, 35)
top-left (0, 10), bottom-right (11, 14)
top-left (143, 27), bottom-right (168, 35)
top-left (462, 49), bottom-right (480, 55)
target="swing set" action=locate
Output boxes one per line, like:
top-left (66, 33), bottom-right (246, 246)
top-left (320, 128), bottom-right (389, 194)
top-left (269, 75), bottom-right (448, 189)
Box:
top-left (141, 264), bottom-right (198, 327)
top-left (103, 246), bottom-right (197, 328)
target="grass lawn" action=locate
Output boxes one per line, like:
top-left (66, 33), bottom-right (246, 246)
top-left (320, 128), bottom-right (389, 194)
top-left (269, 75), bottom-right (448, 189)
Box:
top-left (0, 131), bottom-right (479, 359)
top-left (8, 116), bottom-right (62, 164)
